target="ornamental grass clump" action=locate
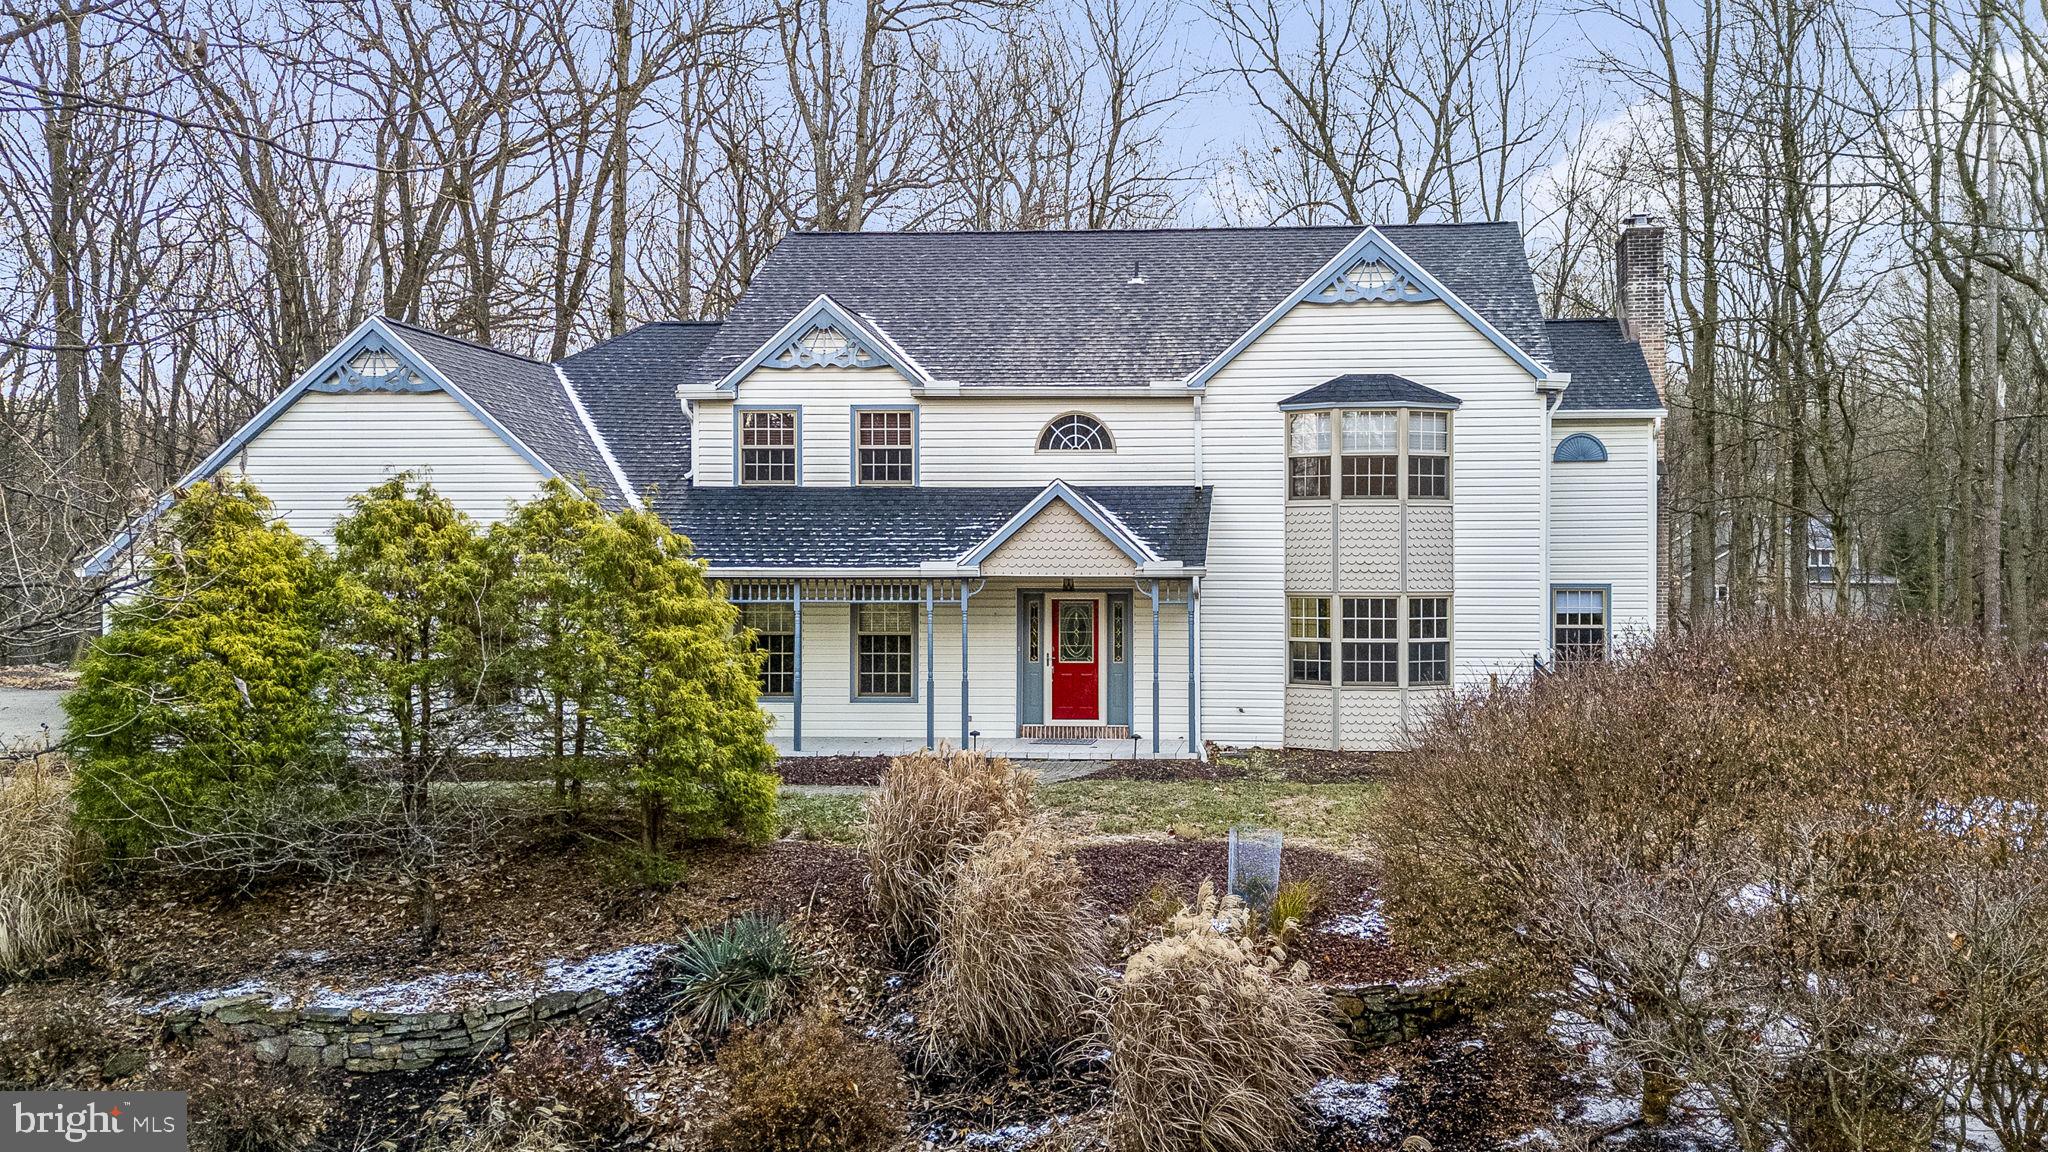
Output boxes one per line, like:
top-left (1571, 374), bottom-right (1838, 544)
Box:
top-left (1103, 883), bottom-right (1340, 1152)
top-left (703, 1012), bottom-right (908, 1152)
top-left (670, 913), bottom-right (810, 1033)
top-left (863, 747), bottom-right (1035, 959)
top-left (922, 823), bottom-right (1103, 1067)
top-left (0, 758), bottom-right (89, 977)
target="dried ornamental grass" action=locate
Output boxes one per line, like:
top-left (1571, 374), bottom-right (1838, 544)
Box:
top-left (922, 823), bottom-right (1104, 1067)
top-left (703, 1012), bottom-right (909, 1152)
top-left (1103, 884), bottom-right (1340, 1152)
top-left (0, 759), bottom-right (89, 976)
top-left (863, 747), bottom-right (1035, 958)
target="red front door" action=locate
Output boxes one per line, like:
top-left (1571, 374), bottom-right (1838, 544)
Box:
top-left (1051, 599), bottom-right (1100, 721)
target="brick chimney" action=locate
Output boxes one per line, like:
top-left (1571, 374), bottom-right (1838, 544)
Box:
top-left (1614, 213), bottom-right (1668, 393)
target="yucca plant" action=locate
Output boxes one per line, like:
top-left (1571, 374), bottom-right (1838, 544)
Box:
top-left (670, 913), bottom-right (810, 1033)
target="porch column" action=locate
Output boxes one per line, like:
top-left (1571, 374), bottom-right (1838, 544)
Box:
top-left (1188, 577), bottom-right (1199, 756)
top-left (791, 583), bottom-right (803, 753)
top-left (925, 582), bottom-right (936, 749)
top-left (1150, 579), bottom-right (1161, 755)
top-left (959, 580), bottom-right (971, 747)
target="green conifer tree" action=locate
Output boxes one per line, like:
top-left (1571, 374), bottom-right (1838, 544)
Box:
top-left (67, 478), bottom-right (344, 872)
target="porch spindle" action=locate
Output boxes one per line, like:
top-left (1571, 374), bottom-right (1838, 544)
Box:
top-left (1187, 578), bottom-right (1198, 756)
top-left (925, 582), bottom-right (936, 749)
top-left (1150, 579), bottom-right (1161, 755)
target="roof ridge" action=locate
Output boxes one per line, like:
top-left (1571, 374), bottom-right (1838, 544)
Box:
top-left (382, 316), bottom-right (548, 366)
top-left (785, 220), bottom-right (1522, 240)
top-left (1546, 316), bottom-right (1623, 324)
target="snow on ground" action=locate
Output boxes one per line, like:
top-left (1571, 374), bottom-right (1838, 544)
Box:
top-left (138, 942), bottom-right (670, 1015)
top-left (1307, 1071), bottom-right (1401, 1126)
top-left (1318, 898), bottom-right (1388, 941)
top-left (953, 1116), bottom-right (1071, 1149)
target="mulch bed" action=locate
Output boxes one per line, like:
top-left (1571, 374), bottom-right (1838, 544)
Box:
top-left (1072, 840), bottom-right (1413, 983)
top-left (774, 755), bottom-right (894, 785)
top-left (0, 664), bottom-right (75, 690)
top-left (1083, 758), bottom-right (1251, 782)
top-left (1314, 1021), bottom-right (1573, 1150)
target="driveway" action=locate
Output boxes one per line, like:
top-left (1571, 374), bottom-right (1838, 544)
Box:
top-left (0, 688), bottom-right (68, 752)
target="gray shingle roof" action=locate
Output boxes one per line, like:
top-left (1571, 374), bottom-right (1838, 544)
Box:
top-left (1545, 319), bottom-right (1663, 411)
top-left (559, 322), bottom-right (712, 497)
top-left (384, 319), bottom-right (630, 508)
top-left (686, 224), bottom-right (1554, 391)
top-left (655, 485), bottom-right (1212, 569)
top-left (1279, 374), bottom-right (1462, 410)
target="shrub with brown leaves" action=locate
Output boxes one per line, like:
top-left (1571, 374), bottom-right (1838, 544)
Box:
top-left (162, 1039), bottom-right (333, 1152)
top-left (922, 823), bottom-right (1103, 1067)
top-left (1102, 883), bottom-right (1340, 1152)
top-left (0, 758), bottom-right (89, 976)
top-left (1372, 619), bottom-right (2048, 1148)
top-left (703, 1012), bottom-right (909, 1152)
top-left (485, 1028), bottom-right (634, 1141)
top-left (863, 748), bottom-right (1035, 959)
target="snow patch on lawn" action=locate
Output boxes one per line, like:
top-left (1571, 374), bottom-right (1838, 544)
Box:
top-left (1307, 1071), bottom-right (1400, 1126)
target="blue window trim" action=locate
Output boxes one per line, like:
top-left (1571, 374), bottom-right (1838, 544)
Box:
top-left (960, 480), bottom-right (1156, 566)
top-left (1182, 227), bottom-right (1554, 390)
top-left (849, 600), bottom-right (921, 703)
top-left (733, 404), bottom-right (802, 486)
top-left (1553, 432), bottom-right (1609, 463)
top-left (849, 404), bottom-right (920, 486)
top-left (1549, 583), bottom-right (1614, 660)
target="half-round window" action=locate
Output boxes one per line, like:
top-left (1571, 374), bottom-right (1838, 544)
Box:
top-left (1038, 413), bottom-right (1114, 452)
top-left (1553, 432), bottom-right (1609, 463)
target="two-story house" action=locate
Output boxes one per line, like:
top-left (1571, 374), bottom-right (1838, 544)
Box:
top-left (89, 219), bottom-right (1667, 756)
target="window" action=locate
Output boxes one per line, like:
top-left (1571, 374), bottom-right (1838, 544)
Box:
top-left (1288, 595), bottom-right (1331, 684)
top-left (1408, 596), bottom-right (1449, 685)
top-left (1038, 413), bottom-right (1113, 451)
top-left (855, 603), bottom-right (915, 697)
top-left (1341, 597), bottom-right (1398, 684)
top-left (1341, 411), bottom-right (1399, 498)
top-left (1553, 588), bottom-right (1608, 668)
top-left (1288, 412), bottom-right (1331, 499)
top-left (856, 410), bottom-right (915, 485)
top-left (1111, 600), bottom-right (1126, 662)
top-left (1026, 598), bottom-right (1042, 662)
top-left (1408, 411), bottom-right (1449, 498)
top-left (742, 603), bottom-right (795, 696)
top-left (740, 410), bottom-right (798, 485)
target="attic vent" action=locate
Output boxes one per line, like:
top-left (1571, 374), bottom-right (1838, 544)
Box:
top-left (1344, 261), bottom-right (1396, 293)
top-left (348, 348), bottom-right (402, 377)
top-left (1305, 251), bottom-right (1435, 305)
top-left (310, 339), bottom-right (437, 394)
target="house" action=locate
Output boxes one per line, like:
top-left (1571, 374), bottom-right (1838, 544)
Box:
top-left (87, 218), bottom-right (1668, 756)
top-left (1708, 516), bottom-right (1899, 619)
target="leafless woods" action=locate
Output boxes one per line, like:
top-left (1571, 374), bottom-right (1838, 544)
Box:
top-left (3, 0), bottom-right (2047, 653)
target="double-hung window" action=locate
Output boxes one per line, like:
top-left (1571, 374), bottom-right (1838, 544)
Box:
top-left (739, 410), bottom-right (798, 485)
top-left (1552, 588), bottom-right (1608, 668)
top-left (1407, 596), bottom-right (1450, 685)
top-left (742, 603), bottom-right (795, 696)
top-left (1408, 411), bottom-right (1449, 498)
top-left (1287, 596), bottom-right (1332, 684)
top-left (854, 603), bottom-right (915, 698)
top-left (1341, 412), bottom-right (1399, 498)
top-left (1340, 597), bottom-right (1399, 684)
top-left (855, 410), bottom-right (915, 485)
top-left (1288, 412), bottom-right (1332, 499)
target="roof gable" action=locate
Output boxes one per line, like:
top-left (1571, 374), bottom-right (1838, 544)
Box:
top-left (1279, 373), bottom-right (1463, 411)
top-left (712, 295), bottom-right (933, 391)
top-left (960, 480), bottom-right (1158, 567)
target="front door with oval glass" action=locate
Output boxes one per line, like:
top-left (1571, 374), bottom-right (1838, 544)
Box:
top-left (1050, 599), bottom-right (1100, 721)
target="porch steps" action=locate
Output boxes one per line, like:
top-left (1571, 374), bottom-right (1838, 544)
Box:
top-left (1020, 723), bottom-right (1131, 741)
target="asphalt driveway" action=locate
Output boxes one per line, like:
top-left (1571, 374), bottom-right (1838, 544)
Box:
top-left (0, 688), bottom-right (67, 751)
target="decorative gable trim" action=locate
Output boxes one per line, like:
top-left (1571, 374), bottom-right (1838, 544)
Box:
top-left (713, 295), bottom-right (935, 391)
top-left (959, 480), bottom-right (1159, 567)
top-left (82, 317), bottom-right (561, 577)
top-left (1304, 243), bottom-right (1437, 304)
top-left (1182, 227), bottom-right (1554, 389)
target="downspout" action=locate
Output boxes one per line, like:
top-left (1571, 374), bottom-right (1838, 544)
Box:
top-left (1147, 580), bottom-right (1162, 755)
top-left (1540, 390), bottom-right (1560, 668)
top-left (1188, 574), bottom-right (1201, 757)
top-left (1192, 394), bottom-right (1204, 486)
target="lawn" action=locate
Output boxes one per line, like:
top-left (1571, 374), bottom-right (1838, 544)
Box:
top-left (777, 778), bottom-right (1384, 852)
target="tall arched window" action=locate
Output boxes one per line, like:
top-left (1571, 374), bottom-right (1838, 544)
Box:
top-left (1037, 413), bottom-right (1113, 452)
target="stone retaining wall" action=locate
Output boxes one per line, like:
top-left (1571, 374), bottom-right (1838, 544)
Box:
top-left (162, 987), bottom-right (611, 1073)
top-left (1325, 975), bottom-right (1471, 1049)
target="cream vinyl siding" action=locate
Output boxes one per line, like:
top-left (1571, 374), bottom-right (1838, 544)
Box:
top-left (1548, 418), bottom-right (1658, 643)
top-left (1200, 299), bottom-right (1548, 747)
top-left (756, 582), bottom-right (1188, 744)
top-left (233, 390), bottom-right (548, 546)
top-left (696, 368), bottom-right (1195, 486)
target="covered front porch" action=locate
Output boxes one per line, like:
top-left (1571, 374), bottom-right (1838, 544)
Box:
top-left (677, 478), bottom-right (1212, 760)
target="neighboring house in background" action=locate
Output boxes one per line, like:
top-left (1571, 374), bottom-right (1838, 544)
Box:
top-left (88, 218), bottom-right (1668, 756)
top-left (1711, 517), bottom-right (1900, 619)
